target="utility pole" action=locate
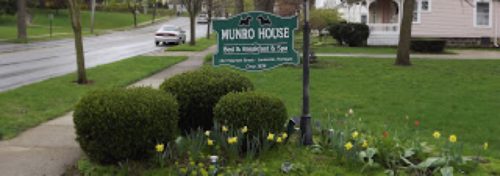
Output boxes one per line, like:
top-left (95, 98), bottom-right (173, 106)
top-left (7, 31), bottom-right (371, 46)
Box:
top-left (300, 0), bottom-right (313, 145)
top-left (90, 0), bottom-right (96, 34)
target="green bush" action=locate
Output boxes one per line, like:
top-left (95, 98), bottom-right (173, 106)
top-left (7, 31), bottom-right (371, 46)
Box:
top-left (213, 92), bottom-right (288, 134)
top-left (411, 39), bottom-right (447, 53)
top-left (160, 68), bottom-right (254, 133)
top-left (328, 23), bottom-right (370, 47)
top-left (74, 87), bottom-right (179, 164)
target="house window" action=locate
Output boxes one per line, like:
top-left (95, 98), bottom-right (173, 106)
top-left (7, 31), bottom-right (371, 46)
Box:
top-left (421, 0), bottom-right (430, 12)
top-left (475, 0), bottom-right (491, 27)
top-left (361, 14), bottom-right (367, 24)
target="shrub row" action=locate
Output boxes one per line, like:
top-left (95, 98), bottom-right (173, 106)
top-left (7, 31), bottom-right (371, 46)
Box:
top-left (328, 23), bottom-right (370, 47)
top-left (411, 39), bottom-right (447, 53)
top-left (74, 68), bottom-right (287, 164)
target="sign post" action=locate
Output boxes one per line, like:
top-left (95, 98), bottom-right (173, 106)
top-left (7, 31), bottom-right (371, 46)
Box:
top-left (300, 0), bottom-right (313, 145)
top-left (212, 11), bottom-right (299, 71)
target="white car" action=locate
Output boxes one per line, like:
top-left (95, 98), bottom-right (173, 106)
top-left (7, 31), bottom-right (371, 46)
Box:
top-left (155, 25), bottom-right (186, 46)
top-left (197, 13), bottom-right (208, 23)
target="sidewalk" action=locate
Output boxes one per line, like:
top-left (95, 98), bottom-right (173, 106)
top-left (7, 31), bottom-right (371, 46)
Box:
top-left (315, 49), bottom-right (500, 60)
top-left (0, 46), bottom-right (216, 176)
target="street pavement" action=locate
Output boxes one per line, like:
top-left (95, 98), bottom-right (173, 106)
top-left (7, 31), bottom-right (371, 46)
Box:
top-left (0, 17), bottom-right (208, 92)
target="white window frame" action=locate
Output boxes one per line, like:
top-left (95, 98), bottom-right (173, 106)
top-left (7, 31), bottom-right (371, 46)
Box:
top-left (420, 0), bottom-right (431, 12)
top-left (474, 0), bottom-right (492, 28)
top-left (413, 0), bottom-right (421, 24)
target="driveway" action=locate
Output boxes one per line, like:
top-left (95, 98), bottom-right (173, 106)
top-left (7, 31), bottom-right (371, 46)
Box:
top-left (0, 17), bottom-right (208, 92)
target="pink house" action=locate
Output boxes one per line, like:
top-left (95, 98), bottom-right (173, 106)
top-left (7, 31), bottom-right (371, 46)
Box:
top-left (361, 0), bottom-right (500, 47)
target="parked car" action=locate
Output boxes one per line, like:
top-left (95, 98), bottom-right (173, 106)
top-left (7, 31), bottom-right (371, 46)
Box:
top-left (197, 13), bottom-right (208, 23)
top-left (154, 25), bottom-right (186, 46)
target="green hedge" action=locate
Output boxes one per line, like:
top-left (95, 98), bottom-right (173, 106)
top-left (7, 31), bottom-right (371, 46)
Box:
top-left (74, 88), bottom-right (179, 164)
top-left (328, 23), bottom-right (370, 47)
top-left (160, 68), bottom-right (254, 133)
top-left (411, 39), bottom-right (447, 53)
top-left (214, 92), bottom-right (288, 135)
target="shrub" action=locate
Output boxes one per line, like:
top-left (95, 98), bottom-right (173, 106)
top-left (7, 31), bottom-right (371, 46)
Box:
top-left (73, 87), bottom-right (179, 164)
top-left (213, 92), bottom-right (288, 134)
top-left (160, 68), bottom-right (254, 133)
top-left (411, 39), bottom-right (447, 53)
top-left (328, 23), bottom-right (370, 47)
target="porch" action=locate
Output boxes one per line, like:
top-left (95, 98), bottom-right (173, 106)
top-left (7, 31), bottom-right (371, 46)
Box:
top-left (366, 0), bottom-right (401, 45)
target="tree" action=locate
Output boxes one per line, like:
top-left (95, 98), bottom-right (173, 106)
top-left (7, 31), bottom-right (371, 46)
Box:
top-left (234, 0), bottom-right (244, 14)
top-left (17, 0), bottom-right (28, 43)
top-left (253, 0), bottom-right (274, 13)
top-left (395, 0), bottom-right (414, 66)
top-left (127, 0), bottom-right (140, 27)
top-left (206, 0), bottom-right (213, 39)
top-left (151, 0), bottom-right (157, 23)
top-left (180, 0), bottom-right (203, 45)
top-left (68, 0), bottom-right (88, 84)
top-left (309, 9), bottom-right (339, 30)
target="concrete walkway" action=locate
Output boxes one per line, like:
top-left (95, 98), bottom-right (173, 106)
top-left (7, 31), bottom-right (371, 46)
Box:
top-left (316, 49), bottom-right (500, 60)
top-left (0, 46), bottom-right (216, 176)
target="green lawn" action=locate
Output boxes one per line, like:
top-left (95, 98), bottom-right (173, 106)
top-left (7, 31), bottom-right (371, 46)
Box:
top-left (241, 57), bottom-right (500, 157)
top-left (0, 9), bottom-right (172, 42)
top-left (166, 35), bottom-right (216, 52)
top-left (0, 56), bottom-right (186, 140)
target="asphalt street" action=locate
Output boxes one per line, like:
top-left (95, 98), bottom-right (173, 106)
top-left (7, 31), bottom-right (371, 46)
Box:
top-left (0, 17), bottom-right (208, 92)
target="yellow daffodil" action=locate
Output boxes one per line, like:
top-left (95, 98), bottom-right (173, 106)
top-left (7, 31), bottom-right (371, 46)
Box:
top-left (155, 143), bottom-right (164, 153)
top-left (352, 131), bottom-right (359, 139)
top-left (484, 142), bottom-right (489, 150)
top-left (433, 131), bottom-right (441, 139)
top-left (207, 139), bottom-right (214, 146)
top-left (276, 137), bottom-right (283, 143)
top-left (241, 126), bottom-right (248, 133)
top-left (449, 134), bottom-right (457, 143)
top-left (222, 126), bottom-right (228, 132)
top-left (205, 130), bottom-right (210, 136)
top-left (348, 108), bottom-right (354, 115)
top-left (282, 132), bottom-right (288, 139)
top-left (362, 140), bottom-right (368, 148)
top-left (267, 133), bottom-right (274, 141)
top-left (344, 142), bottom-right (353, 151)
top-left (227, 137), bottom-right (238, 144)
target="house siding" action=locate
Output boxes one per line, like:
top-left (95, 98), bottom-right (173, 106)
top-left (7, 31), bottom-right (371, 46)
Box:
top-left (412, 0), bottom-right (499, 39)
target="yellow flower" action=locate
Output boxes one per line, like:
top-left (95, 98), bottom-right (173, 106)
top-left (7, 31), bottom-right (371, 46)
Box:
top-left (449, 134), bottom-right (457, 143)
top-left (241, 126), bottom-right (248, 133)
top-left (348, 108), bottom-right (354, 115)
top-left (282, 132), bottom-right (288, 139)
top-left (483, 142), bottom-right (489, 150)
top-left (222, 126), bottom-right (228, 132)
top-left (276, 137), bottom-right (283, 143)
top-left (352, 131), bottom-right (359, 139)
top-left (155, 143), bottom-right (164, 153)
top-left (227, 137), bottom-right (238, 144)
top-left (362, 140), bottom-right (368, 148)
top-left (344, 142), bottom-right (353, 151)
top-left (267, 133), bottom-right (275, 141)
top-left (204, 130), bottom-right (210, 136)
top-left (207, 139), bottom-right (214, 146)
top-left (433, 131), bottom-right (441, 139)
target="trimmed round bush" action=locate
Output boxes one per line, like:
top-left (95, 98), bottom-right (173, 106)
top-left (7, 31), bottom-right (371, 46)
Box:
top-left (214, 92), bottom-right (288, 134)
top-left (160, 68), bottom-right (254, 133)
top-left (74, 87), bottom-right (179, 164)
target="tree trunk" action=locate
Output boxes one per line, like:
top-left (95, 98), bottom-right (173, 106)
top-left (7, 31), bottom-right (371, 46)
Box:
top-left (395, 0), bottom-right (414, 66)
top-left (206, 0), bottom-right (212, 39)
top-left (152, 0), bottom-right (157, 24)
top-left (68, 0), bottom-right (88, 84)
top-left (190, 15), bottom-right (196, 45)
top-left (133, 3), bottom-right (138, 27)
top-left (17, 0), bottom-right (28, 43)
top-left (254, 0), bottom-right (275, 13)
top-left (235, 0), bottom-right (244, 14)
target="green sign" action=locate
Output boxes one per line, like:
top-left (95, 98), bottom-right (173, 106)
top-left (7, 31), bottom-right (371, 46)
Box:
top-left (213, 11), bottom-right (299, 71)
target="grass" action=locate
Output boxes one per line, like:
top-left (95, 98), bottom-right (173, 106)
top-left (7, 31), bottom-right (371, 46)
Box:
top-left (0, 9), bottom-right (172, 42)
top-left (0, 56), bottom-right (186, 140)
top-left (240, 57), bottom-right (500, 157)
top-left (166, 35), bottom-right (216, 52)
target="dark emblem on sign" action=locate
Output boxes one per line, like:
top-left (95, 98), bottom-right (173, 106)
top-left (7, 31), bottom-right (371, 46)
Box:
top-left (257, 16), bottom-right (272, 26)
top-left (239, 16), bottom-right (252, 27)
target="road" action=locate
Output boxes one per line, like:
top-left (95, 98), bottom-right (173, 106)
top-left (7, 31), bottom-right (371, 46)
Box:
top-left (0, 17), bottom-right (208, 92)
